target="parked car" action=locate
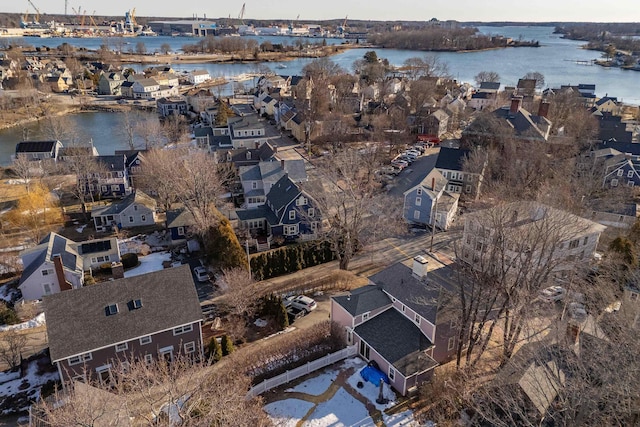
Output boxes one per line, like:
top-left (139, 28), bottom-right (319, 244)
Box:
top-left (398, 155), bottom-right (414, 164)
top-left (567, 302), bottom-right (587, 322)
top-left (405, 149), bottom-right (421, 157)
top-left (287, 306), bottom-right (307, 324)
top-left (193, 266), bottom-right (211, 282)
top-left (285, 295), bottom-right (317, 313)
top-left (539, 285), bottom-right (566, 303)
top-left (391, 159), bottom-right (408, 169)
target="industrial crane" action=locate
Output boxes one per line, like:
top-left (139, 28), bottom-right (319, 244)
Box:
top-left (238, 3), bottom-right (245, 26)
top-left (89, 10), bottom-right (98, 32)
top-left (26, 0), bottom-right (42, 23)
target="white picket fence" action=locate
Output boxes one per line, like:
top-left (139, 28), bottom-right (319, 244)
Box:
top-left (247, 345), bottom-right (358, 398)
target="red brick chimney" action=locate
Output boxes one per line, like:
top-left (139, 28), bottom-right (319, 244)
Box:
top-left (510, 96), bottom-right (523, 115)
top-left (53, 255), bottom-right (72, 291)
top-left (537, 100), bottom-right (550, 118)
top-left (431, 177), bottom-right (435, 190)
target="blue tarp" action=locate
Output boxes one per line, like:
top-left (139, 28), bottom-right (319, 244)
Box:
top-left (360, 365), bottom-right (390, 385)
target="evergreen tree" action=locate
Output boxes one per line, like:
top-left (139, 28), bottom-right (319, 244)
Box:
top-left (221, 335), bottom-right (235, 356)
top-left (276, 301), bottom-right (289, 330)
top-left (206, 337), bottom-right (222, 362)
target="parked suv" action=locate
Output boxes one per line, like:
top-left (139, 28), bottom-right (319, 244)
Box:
top-left (193, 266), bottom-right (210, 282)
top-left (285, 295), bottom-right (317, 313)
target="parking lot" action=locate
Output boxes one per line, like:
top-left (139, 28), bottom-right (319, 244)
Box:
top-left (386, 147), bottom-right (440, 197)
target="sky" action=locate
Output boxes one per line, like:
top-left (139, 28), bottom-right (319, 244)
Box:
top-left (4, 0), bottom-right (639, 23)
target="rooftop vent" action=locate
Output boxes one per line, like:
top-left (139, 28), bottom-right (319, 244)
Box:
top-left (128, 299), bottom-right (143, 310)
top-left (105, 303), bottom-right (119, 316)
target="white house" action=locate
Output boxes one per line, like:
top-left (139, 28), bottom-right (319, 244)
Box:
top-left (92, 191), bottom-right (158, 232)
top-left (74, 237), bottom-right (121, 271)
top-left (188, 70), bottom-right (211, 85)
top-left (18, 233), bottom-right (84, 301)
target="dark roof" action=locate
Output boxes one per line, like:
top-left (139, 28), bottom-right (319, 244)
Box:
top-left (235, 205), bottom-right (278, 225)
top-left (434, 147), bottom-right (470, 172)
top-left (96, 155), bottom-right (126, 172)
top-left (194, 127), bottom-right (213, 138)
top-left (92, 191), bottom-right (156, 216)
top-left (493, 106), bottom-right (551, 140)
top-left (79, 239), bottom-right (112, 255)
top-left (44, 265), bottom-right (202, 362)
top-left (114, 150), bottom-right (147, 168)
top-left (355, 308), bottom-right (437, 376)
top-left (479, 81), bottom-right (500, 91)
top-left (333, 285), bottom-right (391, 316)
top-left (289, 75), bottom-right (305, 86)
top-left (266, 175), bottom-right (301, 219)
top-left (595, 96), bottom-right (618, 106)
top-left (597, 114), bottom-right (633, 143)
top-left (166, 207), bottom-right (196, 228)
top-left (15, 140), bottom-right (59, 154)
top-left (369, 261), bottom-right (448, 324)
top-left (596, 140), bottom-right (640, 155)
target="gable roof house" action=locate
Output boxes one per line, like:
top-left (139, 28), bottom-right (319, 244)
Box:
top-left (92, 191), bottom-right (157, 232)
top-left (74, 237), bottom-right (121, 272)
top-left (330, 256), bottom-right (459, 396)
top-left (79, 154), bottom-right (132, 199)
top-left (434, 147), bottom-right (486, 199)
top-left (98, 72), bottom-right (124, 96)
top-left (166, 207), bottom-right (197, 244)
top-left (228, 115), bottom-right (267, 149)
top-left (187, 69), bottom-right (211, 85)
top-left (15, 140), bottom-right (63, 162)
top-left (403, 169), bottom-right (459, 230)
top-left (18, 233), bottom-right (84, 301)
top-left (424, 109), bottom-right (449, 138)
top-left (156, 96), bottom-right (189, 117)
top-left (44, 266), bottom-right (204, 385)
top-left (490, 97), bottom-right (552, 142)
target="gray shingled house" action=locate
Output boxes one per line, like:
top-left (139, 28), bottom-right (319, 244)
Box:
top-left (44, 265), bottom-right (203, 385)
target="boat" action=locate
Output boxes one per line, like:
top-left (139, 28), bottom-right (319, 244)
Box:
top-left (276, 64), bottom-right (287, 69)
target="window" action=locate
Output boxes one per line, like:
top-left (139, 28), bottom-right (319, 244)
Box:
top-left (96, 365), bottom-right (112, 385)
top-left (391, 297), bottom-right (396, 303)
top-left (177, 226), bottom-right (185, 236)
top-left (308, 208), bottom-right (315, 218)
top-left (289, 210), bottom-right (296, 220)
top-left (129, 216), bottom-right (134, 223)
top-left (448, 336), bottom-right (456, 351)
top-left (569, 239), bottom-right (579, 249)
top-left (617, 169), bottom-right (624, 177)
top-left (140, 335), bottom-right (152, 345)
top-left (414, 313), bottom-right (420, 324)
top-left (144, 354), bottom-right (153, 364)
top-left (184, 342), bottom-right (196, 354)
top-left (296, 196), bottom-right (307, 206)
top-left (41, 269), bottom-right (54, 276)
top-left (583, 236), bottom-right (589, 245)
top-left (628, 170), bottom-right (635, 178)
top-left (115, 342), bottom-right (128, 352)
top-left (111, 185), bottom-right (119, 191)
top-left (415, 197), bottom-right (422, 207)
top-left (388, 366), bottom-right (395, 381)
top-left (252, 181), bottom-right (257, 189)
top-left (105, 304), bottom-right (118, 316)
top-left (611, 178), bottom-right (619, 187)
top-left (465, 185), bottom-right (472, 193)
top-left (346, 328), bottom-right (353, 344)
top-left (141, 215), bottom-right (146, 222)
top-left (173, 324), bottom-right (193, 335)
top-left (68, 353), bottom-right (92, 366)
top-left (43, 283), bottom-right (52, 295)
top-left (362, 312), bottom-right (370, 321)
top-left (101, 185), bottom-right (107, 192)
top-left (629, 180), bottom-right (635, 187)
top-left (413, 210), bottom-right (420, 220)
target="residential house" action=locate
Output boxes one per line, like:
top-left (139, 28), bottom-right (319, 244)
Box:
top-left (44, 265), bottom-right (203, 384)
top-left (131, 78), bottom-right (178, 99)
top-left (459, 202), bottom-right (606, 273)
top-left (489, 97), bottom-right (552, 142)
top-left (80, 155), bottom-right (132, 199)
top-left (74, 237), bottom-right (121, 271)
top-left (166, 207), bottom-right (197, 243)
top-left (14, 140), bottom-right (63, 162)
top-left (187, 70), bottom-right (211, 85)
top-left (18, 233), bottom-right (84, 301)
top-left (434, 147), bottom-right (485, 198)
top-left (588, 200), bottom-right (639, 229)
top-left (468, 92), bottom-right (497, 111)
top-left (424, 109), bottom-right (449, 138)
top-left (601, 152), bottom-right (640, 188)
top-left (114, 150), bottom-right (146, 188)
top-left (45, 75), bottom-right (69, 93)
top-left (58, 143), bottom-right (99, 161)
top-left (596, 113), bottom-right (633, 144)
top-left (120, 80), bottom-right (135, 98)
top-left (290, 115), bottom-right (307, 142)
top-left (594, 96), bottom-right (620, 115)
top-left (91, 191), bottom-right (158, 232)
top-left (156, 97), bottom-right (188, 117)
top-left (236, 174), bottom-right (318, 242)
top-left (478, 81), bottom-right (500, 94)
top-left (98, 72), bottom-right (124, 96)
top-left (403, 169), bottom-right (459, 230)
top-left (330, 256), bottom-right (459, 396)
top-left (228, 115), bottom-right (267, 149)
top-left (147, 71), bottom-right (179, 87)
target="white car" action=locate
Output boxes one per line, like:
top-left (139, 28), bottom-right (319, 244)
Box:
top-left (539, 286), bottom-right (566, 303)
top-left (193, 266), bottom-right (210, 282)
top-left (405, 149), bottom-right (421, 158)
top-left (285, 295), bottom-right (317, 313)
top-left (391, 159), bottom-right (408, 169)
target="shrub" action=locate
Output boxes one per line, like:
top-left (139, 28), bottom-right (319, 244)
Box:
top-left (121, 252), bottom-right (138, 269)
top-left (250, 241), bottom-right (335, 281)
top-left (206, 337), bottom-right (222, 362)
top-left (204, 216), bottom-right (249, 270)
top-left (221, 335), bottom-right (235, 356)
top-left (0, 302), bottom-right (20, 325)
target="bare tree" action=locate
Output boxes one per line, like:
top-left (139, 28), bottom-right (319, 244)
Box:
top-left (305, 148), bottom-right (404, 270)
top-left (474, 70), bottom-right (501, 86)
top-left (59, 148), bottom-right (108, 217)
top-left (0, 330), bottom-right (27, 369)
top-left (9, 155), bottom-right (37, 193)
top-left (220, 267), bottom-right (257, 318)
top-left (522, 71), bottom-right (545, 89)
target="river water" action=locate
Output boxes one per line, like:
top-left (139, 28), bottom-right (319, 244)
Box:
top-left (0, 26), bottom-right (638, 165)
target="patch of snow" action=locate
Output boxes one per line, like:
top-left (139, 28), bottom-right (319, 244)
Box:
top-left (0, 283), bottom-right (20, 303)
top-left (346, 367), bottom-right (397, 411)
top-left (0, 313), bottom-right (46, 332)
top-left (286, 369), bottom-right (338, 396)
top-left (384, 409), bottom-right (420, 426)
top-left (0, 370), bottom-right (20, 385)
top-left (0, 246), bottom-right (26, 253)
top-left (124, 252), bottom-right (172, 278)
top-left (305, 388), bottom-right (372, 427)
top-left (0, 357), bottom-right (60, 414)
top-left (254, 318), bottom-right (268, 328)
top-left (5, 179), bottom-right (30, 185)
top-left (264, 398), bottom-right (315, 427)
top-left (75, 224), bottom-right (87, 233)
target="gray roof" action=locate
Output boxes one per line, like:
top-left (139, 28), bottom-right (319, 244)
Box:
top-left (369, 261), bottom-right (451, 324)
top-left (479, 81), bottom-right (500, 91)
top-left (239, 165), bottom-right (263, 182)
top-left (493, 106), bottom-right (551, 140)
top-left (44, 265), bottom-right (202, 362)
top-left (333, 285), bottom-right (391, 316)
top-left (19, 232), bottom-right (81, 285)
top-left (266, 175), bottom-right (301, 220)
top-left (355, 308), bottom-right (437, 376)
top-left (96, 155), bottom-right (127, 172)
top-left (194, 127), bottom-right (213, 138)
top-left (235, 205), bottom-right (278, 224)
top-left (166, 207), bottom-right (196, 228)
top-left (92, 191), bottom-right (156, 217)
top-left (260, 159), bottom-right (307, 187)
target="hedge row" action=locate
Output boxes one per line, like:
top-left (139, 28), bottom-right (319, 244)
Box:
top-left (250, 241), bottom-right (335, 281)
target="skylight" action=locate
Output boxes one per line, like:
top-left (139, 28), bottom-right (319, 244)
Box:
top-left (105, 304), bottom-right (119, 316)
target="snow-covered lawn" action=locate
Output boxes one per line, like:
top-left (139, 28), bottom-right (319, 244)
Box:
top-left (0, 313), bottom-right (45, 332)
top-left (124, 252), bottom-right (172, 278)
top-left (0, 355), bottom-right (60, 415)
top-left (263, 357), bottom-right (420, 427)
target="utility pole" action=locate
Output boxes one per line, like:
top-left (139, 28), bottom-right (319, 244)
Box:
top-left (430, 195), bottom-right (439, 253)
